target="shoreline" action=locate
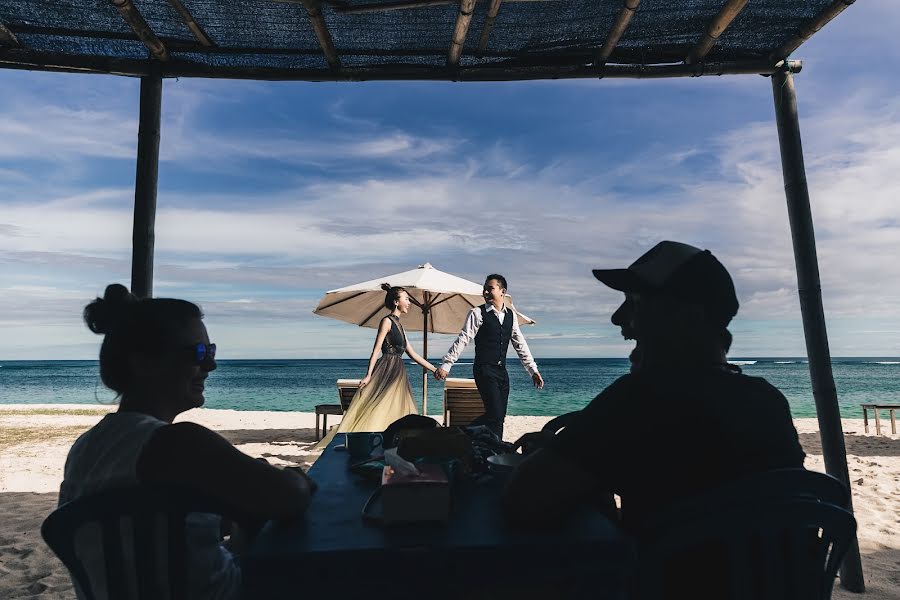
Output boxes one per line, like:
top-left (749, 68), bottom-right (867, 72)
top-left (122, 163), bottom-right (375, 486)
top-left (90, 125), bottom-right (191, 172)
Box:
top-left (1, 406), bottom-right (897, 599)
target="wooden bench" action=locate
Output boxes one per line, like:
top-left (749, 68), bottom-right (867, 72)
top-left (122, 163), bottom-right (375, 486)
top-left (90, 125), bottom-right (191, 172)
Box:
top-left (314, 379), bottom-right (360, 441)
top-left (861, 403), bottom-right (900, 435)
top-left (443, 378), bottom-right (484, 427)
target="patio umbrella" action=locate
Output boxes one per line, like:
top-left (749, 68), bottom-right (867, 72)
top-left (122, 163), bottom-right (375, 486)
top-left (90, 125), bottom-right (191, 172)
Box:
top-left (313, 263), bottom-right (535, 414)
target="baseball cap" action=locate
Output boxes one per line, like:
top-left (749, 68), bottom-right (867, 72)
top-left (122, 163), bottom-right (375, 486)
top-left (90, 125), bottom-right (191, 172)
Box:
top-left (592, 241), bottom-right (739, 328)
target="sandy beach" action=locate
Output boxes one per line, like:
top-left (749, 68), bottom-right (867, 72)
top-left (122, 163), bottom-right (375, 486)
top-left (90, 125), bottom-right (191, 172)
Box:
top-left (1, 405), bottom-right (897, 599)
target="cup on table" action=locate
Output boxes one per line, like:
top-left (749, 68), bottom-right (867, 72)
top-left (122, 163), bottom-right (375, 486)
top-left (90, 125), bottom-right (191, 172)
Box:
top-left (345, 432), bottom-right (384, 459)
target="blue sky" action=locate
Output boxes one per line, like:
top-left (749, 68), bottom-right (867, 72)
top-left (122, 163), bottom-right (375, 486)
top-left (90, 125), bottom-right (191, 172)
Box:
top-left (2, 1), bottom-right (900, 360)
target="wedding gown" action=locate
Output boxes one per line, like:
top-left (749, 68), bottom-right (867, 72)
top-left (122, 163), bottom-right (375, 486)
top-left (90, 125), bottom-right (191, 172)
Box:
top-left (315, 315), bottom-right (418, 448)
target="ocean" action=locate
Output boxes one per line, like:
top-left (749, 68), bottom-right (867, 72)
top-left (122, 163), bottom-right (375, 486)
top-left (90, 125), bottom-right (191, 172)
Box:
top-left (1, 358), bottom-right (898, 419)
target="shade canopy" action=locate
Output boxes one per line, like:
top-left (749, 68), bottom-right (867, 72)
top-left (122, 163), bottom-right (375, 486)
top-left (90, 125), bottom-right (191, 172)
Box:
top-left (0, 1), bottom-right (846, 81)
top-left (313, 262), bottom-right (534, 334)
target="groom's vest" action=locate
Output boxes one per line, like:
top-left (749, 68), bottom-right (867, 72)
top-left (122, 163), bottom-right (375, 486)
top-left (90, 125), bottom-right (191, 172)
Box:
top-left (474, 304), bottom-right (513, 367)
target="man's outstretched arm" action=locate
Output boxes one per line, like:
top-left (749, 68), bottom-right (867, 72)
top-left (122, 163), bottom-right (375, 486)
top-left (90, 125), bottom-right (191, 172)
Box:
top-left (435, 307), bottom-right (481, 379)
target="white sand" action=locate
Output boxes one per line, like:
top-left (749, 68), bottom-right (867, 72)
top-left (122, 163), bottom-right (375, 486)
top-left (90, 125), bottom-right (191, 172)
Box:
top-left (1, 405), bottom-right (897, 599)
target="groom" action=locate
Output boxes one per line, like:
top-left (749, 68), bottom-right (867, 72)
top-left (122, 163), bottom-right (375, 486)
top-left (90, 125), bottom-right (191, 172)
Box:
top-left (434, 274), bottom-right (544, 439)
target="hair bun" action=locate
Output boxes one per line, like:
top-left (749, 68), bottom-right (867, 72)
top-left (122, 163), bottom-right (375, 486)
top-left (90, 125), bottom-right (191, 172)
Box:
top-left (83, 283), bottom-right (138, 334)
top-left (380, 282), bottom-right (392, 292)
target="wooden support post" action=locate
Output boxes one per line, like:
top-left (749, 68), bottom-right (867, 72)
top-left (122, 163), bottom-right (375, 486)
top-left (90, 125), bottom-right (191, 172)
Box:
top-left (684, 0), bottom-right (748, 64)
top-left (131, 70), bottom-right (162, 299)
top-left (476, 0), bottom-right (503, 56)
top-left (167, 0), bottom-right (214, 46)
top-left (594, 0), bottom-right (640, 66)
top-left (111, 0), bottom-right (169, 61)
top-left (301, 0), bottom-right (341, 71)
top-left (0, 21), bottom-right (20, 47)
top-left (771, 66), bottom-right (864, 593)
top-left (773, 0), bottom-right (856, 60)
top-left (448, 0), bottom-right (476, 69)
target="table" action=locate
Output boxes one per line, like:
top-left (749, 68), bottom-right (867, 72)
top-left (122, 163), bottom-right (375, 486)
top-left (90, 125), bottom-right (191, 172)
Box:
top-left (861, 403), bottom-right (900, 435)
top-left (242, 436), bottom-right (633, 599)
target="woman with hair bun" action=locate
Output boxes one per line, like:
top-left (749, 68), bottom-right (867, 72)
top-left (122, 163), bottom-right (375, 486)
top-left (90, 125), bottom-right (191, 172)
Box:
top-left (60, 283), bottom-right (315, 600)
top-left (317, 285), bottom-right (435, 446)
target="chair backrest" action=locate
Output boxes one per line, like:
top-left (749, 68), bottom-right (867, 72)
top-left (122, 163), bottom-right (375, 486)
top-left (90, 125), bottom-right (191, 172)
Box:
top-left (636, 469), bottom-right (857, 600)
top-left (442, 378), bottom-right (484, 427)
top-left (336, 379), bottom-right (361, 412)
top-left (42, 485), bottom-right (233, 600)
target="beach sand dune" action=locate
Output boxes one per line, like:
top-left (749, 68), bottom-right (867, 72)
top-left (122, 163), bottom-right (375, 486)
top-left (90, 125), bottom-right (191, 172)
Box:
top-left (0, 406), bottom-right (896, 599)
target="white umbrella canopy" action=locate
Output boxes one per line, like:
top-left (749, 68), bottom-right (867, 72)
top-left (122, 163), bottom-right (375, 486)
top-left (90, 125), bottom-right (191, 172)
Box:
top-left (313, 263), bottom-right (535, 414)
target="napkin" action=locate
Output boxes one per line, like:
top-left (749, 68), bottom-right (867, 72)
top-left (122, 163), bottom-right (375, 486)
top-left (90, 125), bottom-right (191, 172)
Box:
top-left (384, 447), bottom-right (420, 477)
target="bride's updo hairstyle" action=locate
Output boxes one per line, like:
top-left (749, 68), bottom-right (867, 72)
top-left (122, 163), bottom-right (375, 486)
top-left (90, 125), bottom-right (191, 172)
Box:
top-left (83, 283), bottom-right (202, 397)
top-left (381, 283), bottom-right (407, 310)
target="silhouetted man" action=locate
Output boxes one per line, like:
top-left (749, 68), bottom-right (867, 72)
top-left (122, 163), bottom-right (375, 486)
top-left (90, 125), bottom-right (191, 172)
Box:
top-left (505, 241), bottom-right (804, 532)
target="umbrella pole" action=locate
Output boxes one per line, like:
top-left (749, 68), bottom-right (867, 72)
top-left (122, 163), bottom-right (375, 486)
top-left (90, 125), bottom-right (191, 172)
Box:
top-left (422, 304), bottom-right (429, 415)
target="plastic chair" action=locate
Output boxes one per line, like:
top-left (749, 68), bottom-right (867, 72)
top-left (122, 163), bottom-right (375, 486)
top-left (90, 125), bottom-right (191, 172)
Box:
top-left (42, 485), bottom-right (236, 600)
top-left (442, 378), bottom-right (484, 427)
top-left (636, 469), bottom-right (857, 600)
top-left (541, 410), bottom-right (581, 435)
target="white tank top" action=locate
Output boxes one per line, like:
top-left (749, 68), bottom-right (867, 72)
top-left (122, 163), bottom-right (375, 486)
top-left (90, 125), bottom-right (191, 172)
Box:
top-left (60, 411), bottom-right (241, 600)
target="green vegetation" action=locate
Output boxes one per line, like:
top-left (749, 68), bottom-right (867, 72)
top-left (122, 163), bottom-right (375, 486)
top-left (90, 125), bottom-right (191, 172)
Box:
top-left (0, 408), bottom-right (113, 417)
top-left (0, 426), bottom-right (88, 451)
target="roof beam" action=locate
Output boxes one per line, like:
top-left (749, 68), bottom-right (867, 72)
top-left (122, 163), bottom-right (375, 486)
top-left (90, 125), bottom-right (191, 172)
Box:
top-left (167, 0), bottom-right (214, 46)
top-left (773, 0), bottom-right (856, 60)
top-left (448, 0), bottom-right (476, 69)
top-left (328, 0), bottom-right (550, 15)
top-left (593, 0), bottom-right (640, 66)
top-left (110, 0), bottom-right (169, 61)
top-left (0, 21), bottom-right (20, 47)
top-left (476, 0), bottom-right (503, 55)
top-left (301, 0), bottom-right (341, 70)
top-left (685, 0), bottom-right (748, 64)
top-left (334, 0), bottom-right (455, 14)
top-left (0, 49), bottom-right (801, 81)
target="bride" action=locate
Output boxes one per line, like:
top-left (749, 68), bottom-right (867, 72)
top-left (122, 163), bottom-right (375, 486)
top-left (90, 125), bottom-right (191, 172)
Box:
top-left (317, 284), bottom-right (436, 446)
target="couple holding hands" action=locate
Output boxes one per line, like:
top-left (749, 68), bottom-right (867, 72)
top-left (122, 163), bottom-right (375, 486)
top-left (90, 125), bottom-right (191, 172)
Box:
top-left (332, 273), bottom-right (544, 442)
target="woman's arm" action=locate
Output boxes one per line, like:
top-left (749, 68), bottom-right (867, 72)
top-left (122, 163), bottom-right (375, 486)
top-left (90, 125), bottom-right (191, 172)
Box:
top-left (360, 318), bottom-right (392, 388)
top-left (136, 422), bottom-right (313, 520)
top-left (405, 342), bottom-right (435, 373)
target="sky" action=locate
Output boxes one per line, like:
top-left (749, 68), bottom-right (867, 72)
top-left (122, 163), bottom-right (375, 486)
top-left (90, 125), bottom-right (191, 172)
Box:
top-left (2, 2), bottom-right (900, 360)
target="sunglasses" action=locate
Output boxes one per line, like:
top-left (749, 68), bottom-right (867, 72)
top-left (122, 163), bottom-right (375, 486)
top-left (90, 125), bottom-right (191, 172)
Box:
top-left (186, 342), bottom-right (216, 364)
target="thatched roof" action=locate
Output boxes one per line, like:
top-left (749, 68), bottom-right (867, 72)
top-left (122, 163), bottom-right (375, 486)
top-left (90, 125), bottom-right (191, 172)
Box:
top-left (0, 0), bottom-right (852, 81)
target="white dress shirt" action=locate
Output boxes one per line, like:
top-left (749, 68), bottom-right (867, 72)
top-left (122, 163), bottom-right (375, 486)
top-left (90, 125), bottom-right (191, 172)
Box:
top-left (440, 303), bottom-right (538, 375)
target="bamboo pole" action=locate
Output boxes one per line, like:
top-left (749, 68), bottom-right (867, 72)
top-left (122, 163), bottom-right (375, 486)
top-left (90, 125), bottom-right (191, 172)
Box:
top-left (448, 0), bottom-right (477, 69)
top-left (773, 0), bottom-right (856, 60)
top-left (301, 0), bottom-right (341, 71)
top-left (475, 0), bottom-right (503, 55)
top-left (131, 70), bottom-right (162, 299)
top-left (0, 50), bottom-right (801, 81)
top-left (0, 21), bottom-right (19, 47)
top-left (167, 0), bottom-right (214, 46)
top-left (771, 66), bottom-right (864, 593)
top-left (110, 0), bottom-right (169, 61)
top-left (684, 0), bottom-right (748, 64)
top-left (330, 0), bottom-right (550, 15)
top-left (594, 0), bottom-right (640, 66)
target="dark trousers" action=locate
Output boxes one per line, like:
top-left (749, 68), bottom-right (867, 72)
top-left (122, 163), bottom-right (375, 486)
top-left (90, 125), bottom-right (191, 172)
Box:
top-left (470, 362), bottom-right (510, 439)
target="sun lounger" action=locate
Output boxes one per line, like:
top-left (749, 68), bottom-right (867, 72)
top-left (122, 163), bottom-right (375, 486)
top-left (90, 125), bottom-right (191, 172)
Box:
top-left (314, 379), bottom-right (360, 440)
top-left (443, 378), bottom-right (484, 427)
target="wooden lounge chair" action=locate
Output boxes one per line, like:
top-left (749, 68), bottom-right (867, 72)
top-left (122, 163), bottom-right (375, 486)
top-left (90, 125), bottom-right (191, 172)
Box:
top-left (315, 379), bottom-right (360, 440)
top-left (443, 378), bottom-right (484, 427)
top-left (42, 485), bottom-right (237, 600)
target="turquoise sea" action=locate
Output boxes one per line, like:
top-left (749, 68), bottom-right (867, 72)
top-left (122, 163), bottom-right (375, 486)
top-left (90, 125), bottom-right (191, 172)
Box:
top-left (0, 358), bottom-right (898, 419)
